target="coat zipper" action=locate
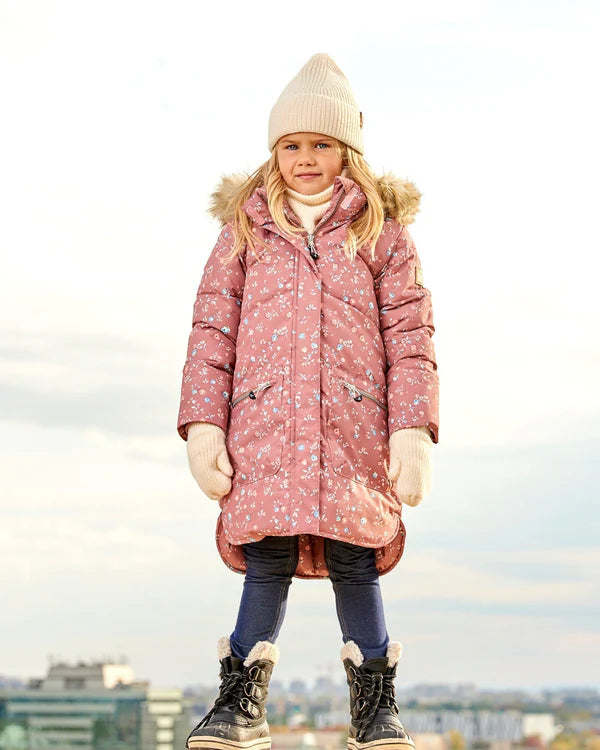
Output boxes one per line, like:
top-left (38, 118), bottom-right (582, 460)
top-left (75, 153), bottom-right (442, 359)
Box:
top-left (342, 381), bottom-right (387, 411)
top-left (290, 250), bottom-right (299, 454)
top-left (289, 188), bottom-right (347, 469)
top-left (230, 381), bottom-right (271, 408)
top-left (304, 188), bottom-right (347, 262)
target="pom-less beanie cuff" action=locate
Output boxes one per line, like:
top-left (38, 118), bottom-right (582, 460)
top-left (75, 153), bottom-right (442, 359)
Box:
top-left (268, 54), bottom-right (364, 154)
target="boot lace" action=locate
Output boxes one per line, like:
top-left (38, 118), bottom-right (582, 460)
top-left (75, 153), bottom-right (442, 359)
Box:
top-left (381, 672), bottom-right (399, 714)
top-left (192, 667), bottom-right (245, 731)
top-left (354, 671), bottom-right (383, 742)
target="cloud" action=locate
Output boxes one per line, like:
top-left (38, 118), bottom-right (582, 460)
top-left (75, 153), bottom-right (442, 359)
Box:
top-left (382, 547), bottom-right (600, 608)
top-left (0, 518), bottom-right (183, 577)
top-left (0, 327), bottom-right (179, 437)
top-left (0, 382), bottom-right (174, 435)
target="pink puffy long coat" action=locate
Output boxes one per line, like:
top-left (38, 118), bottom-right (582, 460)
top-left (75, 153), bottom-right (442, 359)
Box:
top-left (177, 173), bottom-right (439, 578)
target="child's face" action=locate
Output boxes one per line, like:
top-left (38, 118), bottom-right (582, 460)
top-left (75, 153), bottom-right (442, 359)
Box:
top-left (275, 132), bottom-right (344, 195)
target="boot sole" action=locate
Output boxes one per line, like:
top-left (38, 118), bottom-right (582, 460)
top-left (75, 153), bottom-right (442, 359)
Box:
top-left (348, 738), bottom-right (415, 750)
top-left (187, 738), bottom-right (271, 750)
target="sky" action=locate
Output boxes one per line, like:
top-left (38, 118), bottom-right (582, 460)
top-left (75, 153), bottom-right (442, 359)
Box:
top-left (1, 0), bottom-right (599, 692)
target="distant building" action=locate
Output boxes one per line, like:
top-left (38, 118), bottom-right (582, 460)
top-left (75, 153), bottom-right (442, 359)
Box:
top-left (399, 711), bottom-right (559, 744)
top-left (522, 714), bottom-right (559, 745)
top-left (0, 675), bottom-right (25, 691)
top-left (271, 729), bottom-right (345, 750)
top-left (413, 733), bottom-right (447, 750)
top-left (0, 660), bottom-right (190, 750)
top-left (314, 677), bottom-right (336, 695)
top-left (290, 680), bottom-right (308, 696)
top-left (314, 708), bottom-right (559, 743)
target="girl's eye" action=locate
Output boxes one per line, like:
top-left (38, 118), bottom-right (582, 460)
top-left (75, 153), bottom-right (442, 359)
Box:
top-left (286, 144), bottom-right (298, 150)
top-left (316, 143), bottom-right (329, 149)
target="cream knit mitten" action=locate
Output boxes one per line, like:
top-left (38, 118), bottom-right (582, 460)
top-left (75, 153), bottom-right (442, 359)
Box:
top-left (387, 426), bottom-right (433, 507)
top-left (186, 422), bottom-right (234, 501)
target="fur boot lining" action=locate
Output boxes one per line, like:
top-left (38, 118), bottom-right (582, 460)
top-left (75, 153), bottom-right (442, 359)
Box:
top-left (217, 636), bottom-right (232, 661)
top-left (341, 640), bottom-right (364, 667)
top-left (386, 641), bottom-right (403, 667)
top-left (341, 641), bottom-right (403, 667)
top-left (244, 641), bottom-right (280, 667)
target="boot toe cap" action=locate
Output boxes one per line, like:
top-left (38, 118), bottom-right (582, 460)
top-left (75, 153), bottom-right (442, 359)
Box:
top-left (351, 716), bottom-right (415, 748)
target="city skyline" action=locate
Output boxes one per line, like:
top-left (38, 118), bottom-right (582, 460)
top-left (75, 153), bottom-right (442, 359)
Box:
top-left (4, 658), bottom-right (593, 750)
top-left (2, 663), bottom-right (599, 694)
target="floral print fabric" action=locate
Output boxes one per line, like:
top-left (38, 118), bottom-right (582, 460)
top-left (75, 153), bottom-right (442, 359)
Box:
top-left (177, 175), bottom-right (438, 577)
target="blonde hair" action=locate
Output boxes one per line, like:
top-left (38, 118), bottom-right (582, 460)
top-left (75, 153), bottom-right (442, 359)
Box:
top-left (222, 141), bottom-right (385, 264)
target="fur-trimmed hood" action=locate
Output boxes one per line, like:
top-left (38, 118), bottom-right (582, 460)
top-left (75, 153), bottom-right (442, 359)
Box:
top-left (208, 172), bottom-right (421, 227)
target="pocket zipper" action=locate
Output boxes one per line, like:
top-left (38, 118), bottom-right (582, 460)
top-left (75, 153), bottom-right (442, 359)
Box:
top-left (342, 381), bottom-right (387, 411)
top-left (230, 381), bottom-right (272, 408)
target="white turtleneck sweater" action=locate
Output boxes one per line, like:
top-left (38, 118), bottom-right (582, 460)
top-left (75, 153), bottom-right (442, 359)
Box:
top-left (285, 184), bottom-right (334, 233)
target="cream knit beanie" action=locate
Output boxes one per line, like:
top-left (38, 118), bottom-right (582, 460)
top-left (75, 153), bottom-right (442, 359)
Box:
top-left (268, 53), bottom-right (364, 154)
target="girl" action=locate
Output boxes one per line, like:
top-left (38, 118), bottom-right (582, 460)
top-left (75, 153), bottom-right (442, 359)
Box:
top-left (177, 54), bottom-right (439, 750)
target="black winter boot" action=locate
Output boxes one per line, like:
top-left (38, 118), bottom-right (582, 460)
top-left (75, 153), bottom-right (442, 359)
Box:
top-left (186, 637), bottom-right (278, 750)
top-left (342, 641), bottom-right (415, 750)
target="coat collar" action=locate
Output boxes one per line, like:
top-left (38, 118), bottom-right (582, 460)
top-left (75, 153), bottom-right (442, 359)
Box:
top-left (209, 172), bottom-right (422, 229)
top-left (244, 175), bottom-right (367, 230)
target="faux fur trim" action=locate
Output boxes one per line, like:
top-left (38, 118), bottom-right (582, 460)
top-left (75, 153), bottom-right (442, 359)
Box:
top-left (244, 640), bottom-right (280, 667)
top-left (341, 640), bottom-right (364, 667)
top-left (208, 173), bottom-right (249, 225)
top-left (208, 172), bottom-right (421, 226)
top-left (377, 173), bottom-right (422, 226)
top-left (217, 636), bottom-right (232, 661)
top-left (386, 641), bottom-right (403, 668)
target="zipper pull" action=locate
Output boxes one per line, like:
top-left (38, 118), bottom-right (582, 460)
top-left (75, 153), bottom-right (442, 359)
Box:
top-left (307, 233), bottom-right (319, 260)
top-left (230, 381), bottom-right (272, 408)
top-left (344, 382), bottom-right (363, 402)
top-left (250, 381), bottom-right (271, 399)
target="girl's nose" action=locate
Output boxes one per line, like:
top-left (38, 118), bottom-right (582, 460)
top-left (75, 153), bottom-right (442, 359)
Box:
top-left (298, 148), bottom-right (315, 164)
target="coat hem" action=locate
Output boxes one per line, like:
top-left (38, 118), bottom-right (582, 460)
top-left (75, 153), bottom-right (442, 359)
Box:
top-left (215, 512), bottom-right (406, 579)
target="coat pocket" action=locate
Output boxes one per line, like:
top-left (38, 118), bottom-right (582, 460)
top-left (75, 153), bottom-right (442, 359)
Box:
top-left (226, 372), bottom-right (285, 485)
top-left (326, 367), bottom-right (391, 492)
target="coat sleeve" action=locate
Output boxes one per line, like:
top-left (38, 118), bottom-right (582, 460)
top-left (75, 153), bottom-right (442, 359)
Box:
top-left (375, 223), bottom-right (439, 443)
top-left (177, 222), bottom-right (246, 440)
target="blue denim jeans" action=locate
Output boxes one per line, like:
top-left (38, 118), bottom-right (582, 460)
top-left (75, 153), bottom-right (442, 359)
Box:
top-left (230, 535), bottom-right (390, 661)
